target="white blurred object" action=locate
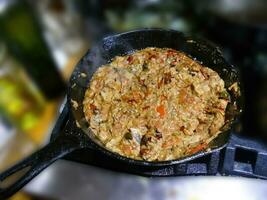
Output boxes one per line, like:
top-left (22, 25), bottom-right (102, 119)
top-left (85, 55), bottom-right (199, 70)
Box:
top-left (32, 0), bottom-right (88, 70)
top-left (0, 115), bottom-right (16, 167)
top-left (0, 115), bottom-right (15, 150)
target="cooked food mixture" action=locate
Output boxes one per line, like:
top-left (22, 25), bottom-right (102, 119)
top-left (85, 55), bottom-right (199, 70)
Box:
top-left (83, 47), bottom-right (230, 161)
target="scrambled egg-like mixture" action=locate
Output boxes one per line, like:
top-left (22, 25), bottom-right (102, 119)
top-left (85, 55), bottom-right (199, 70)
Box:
top-left (83, 48), bottom-right (229, 161)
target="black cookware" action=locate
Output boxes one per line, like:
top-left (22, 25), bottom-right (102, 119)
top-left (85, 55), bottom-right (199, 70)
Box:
top-left (0, 29), bottom-right (242, 199)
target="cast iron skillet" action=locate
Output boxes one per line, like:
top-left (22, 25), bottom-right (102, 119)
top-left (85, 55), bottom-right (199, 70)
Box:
top-left (0, 29), bottom-right (242, 199)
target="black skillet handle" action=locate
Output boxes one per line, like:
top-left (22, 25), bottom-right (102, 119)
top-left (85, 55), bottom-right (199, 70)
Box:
top-left (0, 136), bottom-right (80, 199)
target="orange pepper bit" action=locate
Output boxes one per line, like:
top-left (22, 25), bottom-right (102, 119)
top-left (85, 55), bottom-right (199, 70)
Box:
top-left (120, 143), bottom-right (132, 156)
top-left (156, 104), bottom-right (166, 118)
top-left (189, 143), bottom-right (208, 154)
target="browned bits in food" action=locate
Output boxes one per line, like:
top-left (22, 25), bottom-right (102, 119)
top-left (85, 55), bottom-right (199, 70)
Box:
top-left (127, 55), bottom-right (133, 63)
top-left (228, 82), bottom-right (240, 97)
top-left (163, 72), bottom-right (172, 84)
top-left (142, 105), bottom-right (150, 110)
top-left (140, 132), bottom-right (163, 161)
top-left (83, 47), bottom-right (229, 161)
top-left (71, 99), bottom-right (79, 110)
top-left (90, 104), bottom-right (97, 111)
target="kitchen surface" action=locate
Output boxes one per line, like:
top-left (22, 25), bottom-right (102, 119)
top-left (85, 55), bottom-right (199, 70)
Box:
top-left (24, 160), bottom-right (267, 200)
top-left (0, 0), bottom-right (267, 199)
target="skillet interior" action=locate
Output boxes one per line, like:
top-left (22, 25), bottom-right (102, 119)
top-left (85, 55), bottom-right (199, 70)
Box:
top-left (68, 28), bottom-right (242, 166)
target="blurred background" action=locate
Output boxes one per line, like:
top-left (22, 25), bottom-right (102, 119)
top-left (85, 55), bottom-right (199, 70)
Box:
top-left (0, 0), bottom-right (267, 199)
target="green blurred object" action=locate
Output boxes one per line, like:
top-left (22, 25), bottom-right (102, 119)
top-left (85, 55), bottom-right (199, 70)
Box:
top-left (0, 43), bottom-right (45, 135)
top-left (0, 0), bottom-right (66, 99)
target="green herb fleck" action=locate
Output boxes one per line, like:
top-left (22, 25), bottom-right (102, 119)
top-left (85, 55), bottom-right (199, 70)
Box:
top-left (219, 90), bottom-right (230, 100)
top-left (124, 132), bottom-right (133, 140)
top-left (142, 62), bottom-right (149, 71)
